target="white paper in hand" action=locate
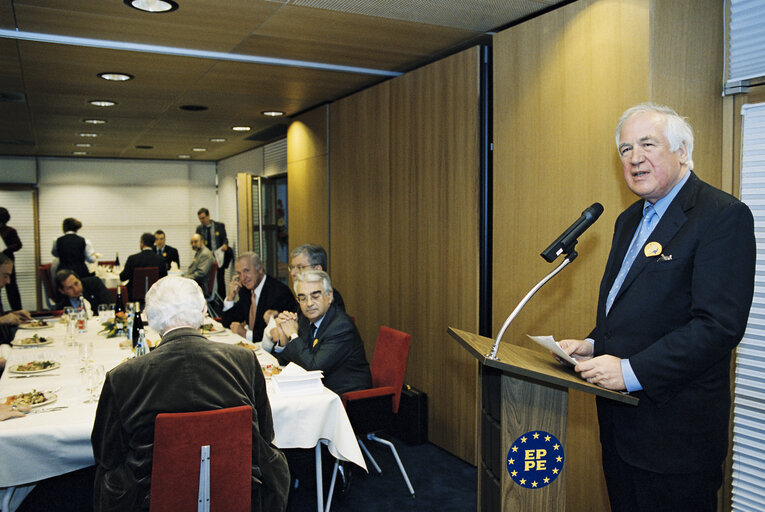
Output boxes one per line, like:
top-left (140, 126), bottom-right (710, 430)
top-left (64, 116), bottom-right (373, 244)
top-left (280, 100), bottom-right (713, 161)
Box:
top-left (527, 334), bottom-right (578, 365)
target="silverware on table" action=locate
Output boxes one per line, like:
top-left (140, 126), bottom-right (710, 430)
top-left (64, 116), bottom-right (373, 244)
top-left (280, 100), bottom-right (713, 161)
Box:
top-left (10, 374), bottom-right (61, 378)
top-left (28, 406), bottom-right (69, 414)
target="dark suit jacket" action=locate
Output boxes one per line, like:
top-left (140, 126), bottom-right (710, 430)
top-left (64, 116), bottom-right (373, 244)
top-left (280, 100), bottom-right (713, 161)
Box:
top-left (222, 275), bottom-right (297, 342)
top-left (196, 220), bottom-right (233, 269)
top-left (276, 304), bottom-right (371, 396)
top-left (55, 275), bottom-right (114, 312)
top-left (591, 172), bottom-right (755, 473)
top-left (91, 328), bottom-right (289, 512)
top-left (153, 244), bottom-right (179, 270)
top-left (119, 249), bottom-right (168, 300)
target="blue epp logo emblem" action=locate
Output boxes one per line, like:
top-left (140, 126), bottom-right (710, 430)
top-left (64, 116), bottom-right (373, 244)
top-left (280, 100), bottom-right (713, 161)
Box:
top-left (506, 430), bottom-right (564, 489)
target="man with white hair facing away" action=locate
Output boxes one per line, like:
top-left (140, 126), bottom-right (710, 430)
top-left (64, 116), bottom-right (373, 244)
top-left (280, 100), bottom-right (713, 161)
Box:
top-left (91, 275), bottom-right (290, 512)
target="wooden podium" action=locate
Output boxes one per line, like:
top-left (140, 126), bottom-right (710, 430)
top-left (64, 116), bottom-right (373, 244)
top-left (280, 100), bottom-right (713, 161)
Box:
top-left (448, 327), bottom-right (638, 512)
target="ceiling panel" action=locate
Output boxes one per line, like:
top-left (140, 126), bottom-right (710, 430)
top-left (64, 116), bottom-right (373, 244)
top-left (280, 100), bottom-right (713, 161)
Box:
top-left (0, 0), bottom-right (569, 162)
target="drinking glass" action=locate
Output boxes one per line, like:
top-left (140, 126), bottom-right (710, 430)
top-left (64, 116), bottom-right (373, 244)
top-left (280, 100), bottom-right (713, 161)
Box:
top-left (97, 304), bottom-right (109, 322)
top-left (78, 339), bottom-right (95, 370)
top-left (81, 363), bottom-right (105, 403)
top-left (64, 307), bottom-right (78, 347)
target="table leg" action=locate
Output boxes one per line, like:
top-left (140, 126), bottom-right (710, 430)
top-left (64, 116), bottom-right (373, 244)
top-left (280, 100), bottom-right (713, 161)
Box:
top-left (315, 444), bottom-right (324, 512)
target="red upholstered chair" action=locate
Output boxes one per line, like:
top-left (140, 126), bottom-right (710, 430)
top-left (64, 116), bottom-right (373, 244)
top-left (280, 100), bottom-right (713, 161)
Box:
top-left (38, 264), bottom-right (56, 309)
top-left (150, 405), bottom-right (252, 512)
top-left (131, 266), bottom-right (160, 303)
top-left (330, 326), bottom-right (415, 498)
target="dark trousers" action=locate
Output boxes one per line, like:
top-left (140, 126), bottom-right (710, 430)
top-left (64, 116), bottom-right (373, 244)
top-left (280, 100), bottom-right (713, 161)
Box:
top-left (4, 258), bottom-right (22, 310)
top-left (16, 466), bottom-right (95, 512)
top-left (601, 435), bottom-right (721, 512)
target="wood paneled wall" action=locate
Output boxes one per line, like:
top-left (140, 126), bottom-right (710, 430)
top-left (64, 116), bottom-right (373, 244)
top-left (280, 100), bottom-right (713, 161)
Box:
top-left (329, 47), bottom-right (481, 464)
top-left (492, 0), bottom-right (722, 510)
top-left (287, 105), bottom-right (330, 251)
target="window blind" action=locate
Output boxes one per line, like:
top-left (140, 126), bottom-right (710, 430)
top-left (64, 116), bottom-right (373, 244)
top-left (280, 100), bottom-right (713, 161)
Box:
top-left (0, 189), bottom-right (36, 311)
top-left (726, 0), bottom-right (765, 93)
top-left (733, 101), bottom-right (765, 511)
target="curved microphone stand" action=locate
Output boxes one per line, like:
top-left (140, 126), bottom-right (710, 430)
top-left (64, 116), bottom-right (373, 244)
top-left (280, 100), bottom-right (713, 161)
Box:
top-left (486, 250), bottom-right (578, 361)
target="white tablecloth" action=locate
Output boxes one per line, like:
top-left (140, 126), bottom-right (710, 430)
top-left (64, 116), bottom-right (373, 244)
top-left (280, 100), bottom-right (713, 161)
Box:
top-left (0, 318), bottom-right (364, 491)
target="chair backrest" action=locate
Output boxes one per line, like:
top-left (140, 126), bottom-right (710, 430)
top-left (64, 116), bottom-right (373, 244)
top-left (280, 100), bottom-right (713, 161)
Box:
top-left (371, 326), bottom-right (411, 413)
top-left (150, 405), bottom-right (252, 512)
top-left (38, 264), bottom-right (56, 309)
top-left (205, 261), bottom-right (219, 300)
top-left (132, 266), bottom-right (160, 302)
top-left (97, 260), bottom-right (116, 268)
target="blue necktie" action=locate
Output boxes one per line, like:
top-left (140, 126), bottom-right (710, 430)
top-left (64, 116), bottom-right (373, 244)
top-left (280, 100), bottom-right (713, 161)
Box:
top-left (606, 205), bottom-right (657, 314)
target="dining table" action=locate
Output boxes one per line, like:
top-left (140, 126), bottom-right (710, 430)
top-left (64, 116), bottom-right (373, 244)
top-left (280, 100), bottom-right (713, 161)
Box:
top-left (0, 315), bottom-right (365, 512)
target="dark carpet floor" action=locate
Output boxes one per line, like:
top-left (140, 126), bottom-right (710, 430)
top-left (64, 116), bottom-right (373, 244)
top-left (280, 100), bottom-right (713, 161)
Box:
top-left (286, 434), bottom-right (477, 512)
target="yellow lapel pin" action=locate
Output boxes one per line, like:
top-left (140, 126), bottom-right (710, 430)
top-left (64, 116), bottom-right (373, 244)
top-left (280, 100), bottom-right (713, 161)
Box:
top-left (644, 241), bottom-right (662, 257)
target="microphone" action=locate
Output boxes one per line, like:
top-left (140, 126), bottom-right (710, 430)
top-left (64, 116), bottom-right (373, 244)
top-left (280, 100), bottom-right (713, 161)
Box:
top-left (540, 203), bottom-right (604, 262)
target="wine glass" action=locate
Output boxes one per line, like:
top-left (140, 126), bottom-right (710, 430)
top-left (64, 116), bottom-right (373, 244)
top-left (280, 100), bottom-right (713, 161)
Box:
top-left (81, 362), bottom-right (104, 403)
top-left (78, 340), bottom-right (95, 371)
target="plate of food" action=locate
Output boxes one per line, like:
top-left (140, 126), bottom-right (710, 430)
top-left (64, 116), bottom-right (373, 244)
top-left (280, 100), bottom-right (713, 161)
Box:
top-left (11, 334), bottom-right (54, 347)
top-left (8, 361), bottom-right (61, 374)
top-left (2, 390), bottom-right (58, 408)
top-left (200, 323), bottom-right (225, 335)
top-left (19, 319), bottom-right (53, 329)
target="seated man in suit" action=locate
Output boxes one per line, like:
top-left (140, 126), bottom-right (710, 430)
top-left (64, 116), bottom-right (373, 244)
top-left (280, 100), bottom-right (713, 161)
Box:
top-left (183, 234), bottom-right (214, 293)
top-left (119, 233), bottom-right (168, 300)
top-left (0, 253), bottom-right (32, 344)
top-left (221, 252), bottom-right (296, 343)
top-left (272, 269), bottom-right (371, 396)
top-left (91, 276), bottom-right (290, 512)
top-left (263, 244), bottom-right (345, 326)
top-left (153, 230), bottom-right (179, 270)
top-left (55, 269), bottom-right (114, 316)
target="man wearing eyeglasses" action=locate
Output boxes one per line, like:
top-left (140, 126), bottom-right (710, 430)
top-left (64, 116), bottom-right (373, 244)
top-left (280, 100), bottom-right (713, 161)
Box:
top-left (263, 244), bottom-right (346, 326)
top-left (222, 252), bottom-right (296, 343)
top-left (272, 269), bottom-right (370, 396)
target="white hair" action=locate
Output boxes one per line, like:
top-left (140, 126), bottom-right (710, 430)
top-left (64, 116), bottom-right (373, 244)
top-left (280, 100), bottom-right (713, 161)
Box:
top-left (293, 268), bottom-right (332, 295)
top-left (145, 275), bottom-right (206, 334)
top-left (615, 103), bottom-right (694, 169)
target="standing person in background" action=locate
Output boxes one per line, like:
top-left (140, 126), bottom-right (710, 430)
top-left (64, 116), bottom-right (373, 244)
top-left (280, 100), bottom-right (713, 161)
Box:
top-left (52, 217), bottom-right (97, 278)
top-left (153, 230), bottom-right (179, 271)
top-left (0, 207), bottom-right (22, 310)
top-left (196, 208), bottom-right (233, 298)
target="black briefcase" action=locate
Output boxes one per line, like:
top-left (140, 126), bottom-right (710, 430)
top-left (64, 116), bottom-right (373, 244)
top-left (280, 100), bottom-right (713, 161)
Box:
top-left (392, 385), bottom-right (428, 445)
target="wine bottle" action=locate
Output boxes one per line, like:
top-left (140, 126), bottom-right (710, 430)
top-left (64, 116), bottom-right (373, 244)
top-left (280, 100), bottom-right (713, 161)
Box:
top-left (115, 252), bottom-right (120, 267)
top-left (131, 305), bottom-right (144, 349)
top-left (114, 288), bottom-right (125, 316)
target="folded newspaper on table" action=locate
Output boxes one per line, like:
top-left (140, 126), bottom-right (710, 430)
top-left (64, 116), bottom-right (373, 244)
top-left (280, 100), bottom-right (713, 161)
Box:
top-left (271, 362), bottom-right (324, 396)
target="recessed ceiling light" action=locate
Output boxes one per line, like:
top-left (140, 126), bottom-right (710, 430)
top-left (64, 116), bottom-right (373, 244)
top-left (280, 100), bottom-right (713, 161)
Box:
top-left (135, 145), bottom-right (154, 149)
top-left (98, 72), bottom-right (134, 82)
top-left (178, 154), bottom-right (191, 159)
top-left (89, 100), bottom-right (116, 107)
top-left (232, 126), bottom-right (251, 132)
top-left (79, 132), bottom-right (98, 137)
top-left (209, 138), bottom-right (227, 143)
top-left (192, 147), bottom-right (207, 152)
top-left (83, 119), bottom-right (107, 124)
top-left (123, 0), bottom-right (178, 13)
top-left (73, 151), bottom-right (88, 156)
top-left (75, 143), bottom-right (92, 148)
top-left (261, 111), bottom-right (285, 117)
top-left (179, 105), bottom-right (208, 111)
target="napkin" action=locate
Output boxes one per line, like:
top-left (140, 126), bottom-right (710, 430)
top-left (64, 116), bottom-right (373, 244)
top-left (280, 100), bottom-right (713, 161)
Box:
top-left (271, 363), bottom-right (324, 396)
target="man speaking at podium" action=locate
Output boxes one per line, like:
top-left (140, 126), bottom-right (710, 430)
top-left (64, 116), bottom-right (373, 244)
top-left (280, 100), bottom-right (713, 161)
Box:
top-left (558, 104), bottom-right (755, 512)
